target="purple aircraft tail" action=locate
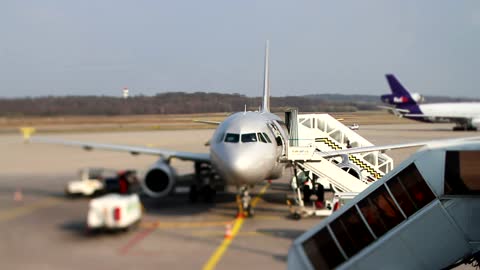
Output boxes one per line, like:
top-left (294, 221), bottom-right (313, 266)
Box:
top-left (381, 74), bottom-right (422, 114)
top-left (381, 74), bottom-right (417, 106)
top-left (386, 74), bottom-right (414, 99)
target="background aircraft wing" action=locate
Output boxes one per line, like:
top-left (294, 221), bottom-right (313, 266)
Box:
top-left (378, 105), bottom-right (410, 116)
top-left (31, 137), bottom-right (210, 162)
top-left (317, 136), bottom-right (480, 158)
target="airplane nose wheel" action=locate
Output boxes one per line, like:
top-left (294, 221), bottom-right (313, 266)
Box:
top-left (237, 187), bottom-right (253, 218)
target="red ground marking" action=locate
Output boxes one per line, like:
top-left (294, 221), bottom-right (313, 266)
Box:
top-left (118, 227), bottom-right (156, 255)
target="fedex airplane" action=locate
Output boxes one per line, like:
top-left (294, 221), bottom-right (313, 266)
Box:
top-left (380, 74), bottom-right (480, 131)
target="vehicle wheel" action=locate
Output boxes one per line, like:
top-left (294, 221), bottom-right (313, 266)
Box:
top-left (189, 185), bottom-right (198, 203)
top-left (202, 186), bottom-right (216, 203)
top-left (292, 213), bottom-right (301, 220)
top-left (303, 186), bottom-right (312, 204)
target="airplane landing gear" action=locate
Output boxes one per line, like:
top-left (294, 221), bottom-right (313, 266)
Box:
top-left (236, 186), bottom-right (254, 217)
top-left (189, 162), bottom-right (219, 203)
top-left (453, 125), bottom-right (477, 131)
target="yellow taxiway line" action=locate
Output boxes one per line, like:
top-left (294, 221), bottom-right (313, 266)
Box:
top-left (0, 198), bottom-right (61, 223)
top-left (202, 183), bottom-right (270, 270)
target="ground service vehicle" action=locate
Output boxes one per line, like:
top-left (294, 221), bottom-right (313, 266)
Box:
top-left (87, 194), bottom-right (142, 231)
top-left (65, 168), bottom-right (116, 196)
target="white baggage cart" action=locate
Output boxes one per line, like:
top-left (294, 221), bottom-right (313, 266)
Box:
top-left (87, 193), bottom-right (142, 231)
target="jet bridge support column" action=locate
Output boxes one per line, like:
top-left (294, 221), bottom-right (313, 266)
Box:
top-left (285, 108), bottom-right (299, 147)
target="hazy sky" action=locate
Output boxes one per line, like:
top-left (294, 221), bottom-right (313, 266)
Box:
top-left (1, 1), bottom-right (480, 98)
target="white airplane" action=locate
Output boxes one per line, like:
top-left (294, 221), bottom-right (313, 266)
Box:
top-left (380, 74), bottom-right (480, 131)
top-left (28, 44), bottom-right (480, 217)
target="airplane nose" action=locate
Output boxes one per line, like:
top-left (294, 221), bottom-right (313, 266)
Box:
top-left (218, 147), bottom-right (270, 184)
top-left (230, 159), bottom-right (266, 184)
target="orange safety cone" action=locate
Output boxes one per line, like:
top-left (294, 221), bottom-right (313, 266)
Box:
top-left (236, 211), bottom-right (245, 219)
top-left (224, 223), bottom-right (233, 239)
top-left (14, 188), bottom-right (23, 202)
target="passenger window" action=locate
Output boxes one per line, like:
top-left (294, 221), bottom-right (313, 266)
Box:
top-left (387, 163), bottom-right (435, 217)
top-left (224, 133), bottom-right (239, 143)
top-left (445, 151), bottom-right (480, 195)
top-left (330, 207), bottom-right (374, 257)
top-left (302, 227), bottom-right (346, 270)
top-left (358, 185), bottom-right (405, 238)
top-left (257, 133), bottom-right (267, 143)
top-left (241, 133), bottom-right (257, 143)
top-left (262, 132), bottom-right (272, 143)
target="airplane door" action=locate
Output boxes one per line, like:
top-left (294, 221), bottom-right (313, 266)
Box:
top-left (268, 121), bottom-right (287, 156)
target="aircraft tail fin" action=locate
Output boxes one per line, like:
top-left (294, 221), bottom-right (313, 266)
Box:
top-left (261, 40), bottom-right (270, 112)
top-left (385, 74), bottom-right (415, 102)
top-left (381, 74), bottom-right (420, 107)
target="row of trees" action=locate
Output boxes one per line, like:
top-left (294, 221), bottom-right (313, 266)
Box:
top-left (0, 92), bottom-right (472, 116)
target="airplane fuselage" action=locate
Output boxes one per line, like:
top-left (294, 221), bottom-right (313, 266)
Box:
top-left (398, 103), bottom-right (480, 124)
top-left (417, 103), bottom-right (480, 119)
top-left (209, 111), bottom-right (288, 186)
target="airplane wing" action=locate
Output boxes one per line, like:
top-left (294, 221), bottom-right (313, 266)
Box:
top-left (317, 136), bottom-right (480, 159)
top-left (193, 120), bottom-right (221, 125)
top-left (377, 105), bottom-right (410, 117)
top-left (31, 137), bottom-right (210, 162)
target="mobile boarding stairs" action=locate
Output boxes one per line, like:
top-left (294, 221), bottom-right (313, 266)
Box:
top-left (284, 111), bottom-right (394, 218)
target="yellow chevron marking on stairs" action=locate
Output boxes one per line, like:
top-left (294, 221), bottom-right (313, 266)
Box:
top-left (316, 138), bottom-right (382, 180)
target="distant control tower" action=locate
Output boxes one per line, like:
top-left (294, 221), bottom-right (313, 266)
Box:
top-left (122, 87), bottom-right (129, 99)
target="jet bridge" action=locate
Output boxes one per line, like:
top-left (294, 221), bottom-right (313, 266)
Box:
top-left (287, 112), bottom-right (394, 193)
top-left (288, 141), bottom-right (480, 270)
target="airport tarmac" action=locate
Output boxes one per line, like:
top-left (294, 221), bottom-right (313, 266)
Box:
top-left (0, 122), bottom-right (476, 269)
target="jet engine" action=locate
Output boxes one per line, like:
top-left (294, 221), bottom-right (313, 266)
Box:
top-left (410, 93), bottom-right (425, 103)
top-left (141, 160), bottom-right (177, 198)
top-left (471, 118), bottom-right (480, 129)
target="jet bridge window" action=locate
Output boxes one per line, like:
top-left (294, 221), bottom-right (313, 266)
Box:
top-left (445, 151), bottom-right (480, 195)
top-left (387, 163), bottom-right (435, 217)
top-left (224, 133), bottom-right (240, 143)
top-left (302, 227), bottom-right (346, 270)
top-left (329, 207), bottom-right (375, 258)
top-left (241, 133), bottom-right (257, 143)
top-left (358, 185), bottom-right (405, 238)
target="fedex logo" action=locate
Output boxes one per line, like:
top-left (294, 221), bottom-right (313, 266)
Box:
top-left (393, 96), bottom-right (409, 103)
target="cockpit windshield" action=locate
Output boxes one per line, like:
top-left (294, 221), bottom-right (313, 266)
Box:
top-left (257, 133), bottom-right (267, 143)
top-left (223, 132), bottom-right (272, 143)
top-left (224, 133), bottom-right (240, 143)
top-left (241, 133), bottom-right (257, 143)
